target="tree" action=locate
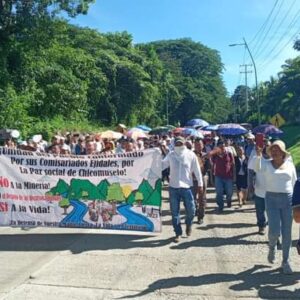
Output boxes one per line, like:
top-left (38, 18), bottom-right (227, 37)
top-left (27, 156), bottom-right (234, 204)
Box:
top-left (0, 5), bottom-right (235, 135)
top-left (0, 0), bottom-right (94, 41)
top-left (139, 39), bottom-right (230, 125)
top-left (230, 85), bottom-right (252, 122)
top-left (293, 39), bottom-right (300, 51)
top-left (255, 57), bottom-right (300, 125)
top-left (106, 183), bottom-right (125, 214)
top-left (135, 192), bottom-right (144, 207)
top-left (59, 197), bottom-right (70, 215)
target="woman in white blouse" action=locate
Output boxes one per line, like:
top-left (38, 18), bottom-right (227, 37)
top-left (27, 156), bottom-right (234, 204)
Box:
top-left (255, 140), bottom-right (297, 275)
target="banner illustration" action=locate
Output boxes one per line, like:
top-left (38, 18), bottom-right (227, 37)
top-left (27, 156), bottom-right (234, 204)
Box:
top-left (0, 148), bottom-right (162, 233)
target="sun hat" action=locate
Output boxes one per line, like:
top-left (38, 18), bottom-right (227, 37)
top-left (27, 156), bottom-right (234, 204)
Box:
top-left (32, 134), bottom-right (42, 143)
top-left (11, 130), bottom-right (20, 139)
top-left (245, 133), bottom-right (255, 139)
top-left (267, 140), bottom-right (290, 157)
top-left (61, 144), bottom-right (71, 151)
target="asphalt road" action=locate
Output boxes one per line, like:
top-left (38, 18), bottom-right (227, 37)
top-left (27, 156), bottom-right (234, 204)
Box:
top-left (0, 187), bottom-right (300, 300)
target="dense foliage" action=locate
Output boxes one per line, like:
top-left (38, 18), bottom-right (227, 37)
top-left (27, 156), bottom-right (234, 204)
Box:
top-left (0, 3), bottom-right (230, 138)
top-left (231, 39), bottom-right (300, 125)
top-left (231, 59), bottom-right (300, 126)
top-left (138, 39), bottom-right (231, 125)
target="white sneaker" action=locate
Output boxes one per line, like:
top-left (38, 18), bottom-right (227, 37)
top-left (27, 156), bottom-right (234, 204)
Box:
top-left (282, 262), bottom-right (293, 275)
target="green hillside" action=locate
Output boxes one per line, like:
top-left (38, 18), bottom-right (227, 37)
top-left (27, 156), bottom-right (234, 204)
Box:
top-left (68, 179), bottom-right (102, 199)
top-left (97, 179), bottom-right (110, 199)
top-left (138, 179), bottom-right (154, 201)
top-left (49, 179), bottom-right (69, 195)
top-left (282, 125), bottom-right (300, 170)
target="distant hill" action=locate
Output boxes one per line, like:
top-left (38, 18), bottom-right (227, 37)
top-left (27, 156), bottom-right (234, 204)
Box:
top-left (48, 178), bottom-right (110, 200)
top-left (97, 179), bottom-right (110, 199)
top-left (49, 179), bottom-right (69, 195)
top-left (48, 178), bottom-right (162, 206)
top-left (126, 179), bottom-right (162, 206)
top-left (138, 179), bottom-right (153, 200)
top-left (68, 179), bottom-right (102, 199)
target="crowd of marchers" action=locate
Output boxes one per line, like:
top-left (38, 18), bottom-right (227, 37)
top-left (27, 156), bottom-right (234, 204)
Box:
top-left (1, 126), bottom-right (300, 275)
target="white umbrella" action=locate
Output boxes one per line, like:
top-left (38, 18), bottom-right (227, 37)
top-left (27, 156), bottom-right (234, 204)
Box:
top-left (101, 130), bottom-right (123, 139)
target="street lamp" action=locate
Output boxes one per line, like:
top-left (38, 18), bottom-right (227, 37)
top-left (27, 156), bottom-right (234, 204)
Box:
top-left (229, 37), bottom-right (261, 124)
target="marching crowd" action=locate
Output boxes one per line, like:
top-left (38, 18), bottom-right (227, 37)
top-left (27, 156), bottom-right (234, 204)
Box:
top-left (1, 125), bottom-right (300, 275)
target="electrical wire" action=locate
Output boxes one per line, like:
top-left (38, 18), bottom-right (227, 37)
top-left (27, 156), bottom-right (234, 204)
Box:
top-left (236, 46), bottom-right (247, 87)
top-left (259, 24), bottom-right (300, 70)
top-left (258, 1), bottom-right (300, 69)
top-left (254, 0), bottom-right (297, 60)
top-left (258, 5), bottom-right (300, 69)
top-left (249, 0), bottom-right (279, 46)
top-left (252, 0), bottom-right (285, 58)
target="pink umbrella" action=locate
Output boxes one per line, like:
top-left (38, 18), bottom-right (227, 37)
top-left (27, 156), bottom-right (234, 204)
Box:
top-left (173, 127), bottom-right (184, 135)
top-left (198, 129), bottom-right (211, 136)
top-left (127, 128), bottom-right (148, 140)
top-left (131, 131), bottom-right (148, 140)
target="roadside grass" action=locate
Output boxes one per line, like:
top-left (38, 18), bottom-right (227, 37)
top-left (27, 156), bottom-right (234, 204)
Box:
top-left (282, 125), bottom-right (300, 169)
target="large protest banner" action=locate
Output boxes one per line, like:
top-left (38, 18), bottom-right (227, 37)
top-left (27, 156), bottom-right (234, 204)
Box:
top-left (0, 147), bottom-right (162, 233)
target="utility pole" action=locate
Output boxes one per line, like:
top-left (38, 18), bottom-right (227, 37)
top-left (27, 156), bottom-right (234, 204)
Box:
top-left (240, 64), bottom-right (252, 113)
top-left (229, 38), bottom-right (261, 124)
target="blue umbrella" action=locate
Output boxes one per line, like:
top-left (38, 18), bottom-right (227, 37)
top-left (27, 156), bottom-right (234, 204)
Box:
top-left (217, 123), bottom-right (248, 136)
top-left (252, 124), bottom-right (283, 137)
top-left (202, 124), bottom-right (219, 131)
top-left (182, 127), bottom-right (204, 138)
top-left (185, 118), bottom-right (209, 127)
top-left (136, 125), bottom-right (152, 132)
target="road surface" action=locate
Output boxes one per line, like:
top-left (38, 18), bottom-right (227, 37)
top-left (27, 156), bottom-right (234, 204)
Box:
top-left (0, 187), bottom-right (300, 299)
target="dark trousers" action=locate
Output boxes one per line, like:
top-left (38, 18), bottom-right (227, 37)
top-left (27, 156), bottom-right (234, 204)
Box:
top-left (193, 176), bottom-right (207, 219)
top-left (254, 194), bottom-right (267, 228)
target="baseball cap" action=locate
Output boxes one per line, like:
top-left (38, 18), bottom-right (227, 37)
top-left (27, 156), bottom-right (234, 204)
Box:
top-left (174, 136), bottom-right (185, 144)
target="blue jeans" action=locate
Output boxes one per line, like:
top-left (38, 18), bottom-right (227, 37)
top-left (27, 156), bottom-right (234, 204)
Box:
top-left (265, 192), bottom-right (293, 263)
top-left (254, 194), bottom-right (267, 228)
top-left (169, 187), bottom-right (195, 236)
top-left (215, 176), bottom-right (233, 210)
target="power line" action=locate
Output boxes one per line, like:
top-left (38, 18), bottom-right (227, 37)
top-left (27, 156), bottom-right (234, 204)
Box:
top-left (258, 2), bottom-right (300, 69)
top-left (259, 25), bottom-right (300, 70)
top-left (240, 64), bottom-right (253, 112)
top-left (250, 0), bottom-right (280, 53)
top-left (254, 0), bottom-right (297, 60)
top-left (253, 0), bottom-right (285, 58)
top-left (236, 46), bottom-right (247, 87)
top-left (258, 4), bottom-right (300, 68)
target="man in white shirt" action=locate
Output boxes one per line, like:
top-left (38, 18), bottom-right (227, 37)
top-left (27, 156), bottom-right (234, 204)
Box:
top-left (162, 136), bottom-right (203, 242)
